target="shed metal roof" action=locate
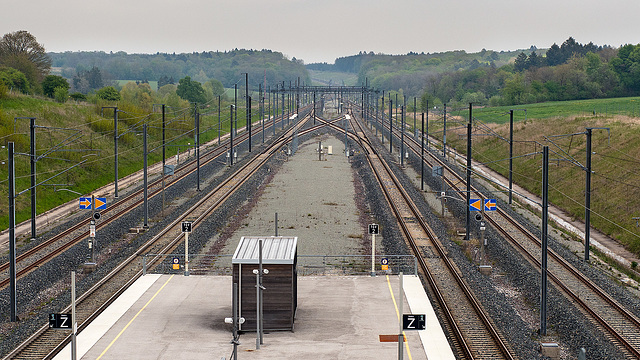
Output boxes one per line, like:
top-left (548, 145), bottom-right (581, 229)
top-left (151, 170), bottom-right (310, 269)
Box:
top-left (232, 236), bottom-right (298, 264)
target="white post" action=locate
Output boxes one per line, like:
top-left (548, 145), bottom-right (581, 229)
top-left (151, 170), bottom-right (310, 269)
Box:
top-left (259, 239), bottom-right (264, 345)
top-left (71, 271), bottom-right (77, 360)
top-left (184, 232), bottom-right (189, 276)
top-left (371, 233), bottom-right (376, 276)
top-left (255, 269), bottom-right (260, 349)
top-left (398, 272), bottom-right (404, 360)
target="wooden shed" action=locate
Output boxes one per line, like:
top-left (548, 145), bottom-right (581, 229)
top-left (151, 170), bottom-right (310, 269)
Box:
top-left (232, 236), bottom-right (298, 332)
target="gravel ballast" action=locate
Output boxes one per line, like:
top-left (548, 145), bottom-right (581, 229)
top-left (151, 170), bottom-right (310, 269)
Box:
top-left (2, 115), bottom-right (640, 360)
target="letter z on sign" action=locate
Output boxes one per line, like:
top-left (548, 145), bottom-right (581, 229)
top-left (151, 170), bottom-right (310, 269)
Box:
top-left (402, 314), bottom-right (426, 330)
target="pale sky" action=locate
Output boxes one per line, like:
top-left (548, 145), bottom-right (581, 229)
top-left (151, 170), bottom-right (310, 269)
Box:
top-left (3, 0), bottom-right (640, 64)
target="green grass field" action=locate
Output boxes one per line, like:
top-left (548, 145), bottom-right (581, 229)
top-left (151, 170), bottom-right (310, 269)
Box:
top-left (436, 100), bottom-right (640, 259)
top-left (467, 97), bottom-right (640, 124)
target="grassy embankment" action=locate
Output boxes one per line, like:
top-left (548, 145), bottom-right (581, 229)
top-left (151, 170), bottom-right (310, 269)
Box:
top-left (419, 97), bottom-right (640, 259)
top-left (0, 93), bottom-right (266, 233)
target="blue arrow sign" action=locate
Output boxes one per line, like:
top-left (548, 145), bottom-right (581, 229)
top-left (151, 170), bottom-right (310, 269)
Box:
top-left (484, 199), bottom-right (497, 211)
top-left (79, 197), bottom-right (92, 209)
top-left (469, 199), bottom-right (482, 212)
top-left (94, 197), bottom-right (107, 210)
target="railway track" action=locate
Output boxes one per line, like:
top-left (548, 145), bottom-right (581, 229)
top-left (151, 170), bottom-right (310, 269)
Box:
top-left (9, 95), bottom-right (638, 358)
top-left (4, 112), bottom-right (321, 359)
top-left (366, 104), bottom-right (640, 358)
top-left (0, 107), bottom-right (311, 291)
top-left (318, 111), bottom-right (515, 359)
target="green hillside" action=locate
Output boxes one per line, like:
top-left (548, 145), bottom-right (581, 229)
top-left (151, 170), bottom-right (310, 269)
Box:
top-left (433, 99), bottom-right (640, 258)
top-left (0, 91), bottom-right (254, 231)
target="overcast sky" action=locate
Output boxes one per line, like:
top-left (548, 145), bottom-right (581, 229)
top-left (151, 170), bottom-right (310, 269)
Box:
top-left (3, 0), bottom-right (640, 64)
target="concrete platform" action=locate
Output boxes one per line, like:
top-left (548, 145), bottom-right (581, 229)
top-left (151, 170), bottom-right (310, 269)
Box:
top-left (53, 274), bottom-right (455, 360)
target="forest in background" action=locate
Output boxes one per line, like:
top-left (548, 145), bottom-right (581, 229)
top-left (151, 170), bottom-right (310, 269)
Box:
top-left (49, 49), bottom-right (310, 94)
top-left (307, 48), bottom-right (521, 97)
top-left (307, 38), bottom-right (640, 110)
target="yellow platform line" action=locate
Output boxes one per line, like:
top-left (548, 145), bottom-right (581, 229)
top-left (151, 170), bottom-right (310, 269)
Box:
top-left (96, 275), bottom-right (174, 360)
top-left (386, 275), bottom-right (413, 360)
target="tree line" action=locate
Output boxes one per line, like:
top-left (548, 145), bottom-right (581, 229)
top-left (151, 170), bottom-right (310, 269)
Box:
top-left (307, 49), bottom-right (518, 99)
top-left (0, 30), bottom-right (310, 109)
top-left (421, 37), bottom-right (640, 108)
top-left (49, 49), bottom-right (310, 92)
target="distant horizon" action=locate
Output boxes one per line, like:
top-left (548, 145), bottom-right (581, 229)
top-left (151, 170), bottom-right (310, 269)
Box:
top-left (46, 45), bottom-right (548, 66)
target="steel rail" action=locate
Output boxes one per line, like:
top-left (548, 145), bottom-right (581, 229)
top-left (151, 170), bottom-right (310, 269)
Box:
top-left (4, 111), bottom-right (318, 359)
top-left (321, 107), bottom-right (513, 359)
top-left (368, 103), bottom-right (640, 358)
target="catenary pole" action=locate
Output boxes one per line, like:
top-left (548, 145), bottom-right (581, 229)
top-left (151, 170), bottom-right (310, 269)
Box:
top-left (509, 110), bottom-right (514, 205)
top-left (113, 107), bottom-right (119, 198)
top-left (585, 128), bottom-right (592, 261)
top-left (248, 96), bottom-right (252, 152)
top-left (541, 145), bottom-right (549, 336)
top-left (29, 118), bottom-right (36, 240)
top-left (143, 124), bottom-right (148, 228)
top-left (400, 106), bottom-right (405, 167)
top-left (443, 104), bottom-right (447, 159)
top-left (162, 105), bottom-right (166, 211)
top-left (421, 112), bottom-right (425, 191)
top-left (9, 142), bottom-right (17, 322)
top-left (465, 103), bottom-right (472, 240)
top-left (389, 99), bottom-right (393, 153)
top-left (230, 105), bottom-right (234, 166)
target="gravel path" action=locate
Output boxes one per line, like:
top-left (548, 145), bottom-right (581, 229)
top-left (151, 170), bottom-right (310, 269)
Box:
top-left (218, 135), bottom-right (372, 256)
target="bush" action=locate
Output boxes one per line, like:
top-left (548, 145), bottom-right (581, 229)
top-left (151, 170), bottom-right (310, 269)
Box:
top-left (42, 75), bottom-right (69, 98)
top-left (488, 95), bottom-right (503, 107)
top-left (95, 86), bottom-right (121, 101)
top-left (0, 66), bottom-right (31, 94)
top-left (69, 92), bottom-right (87, 101)
top-left (53, 86), bottom-right (68, 103)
